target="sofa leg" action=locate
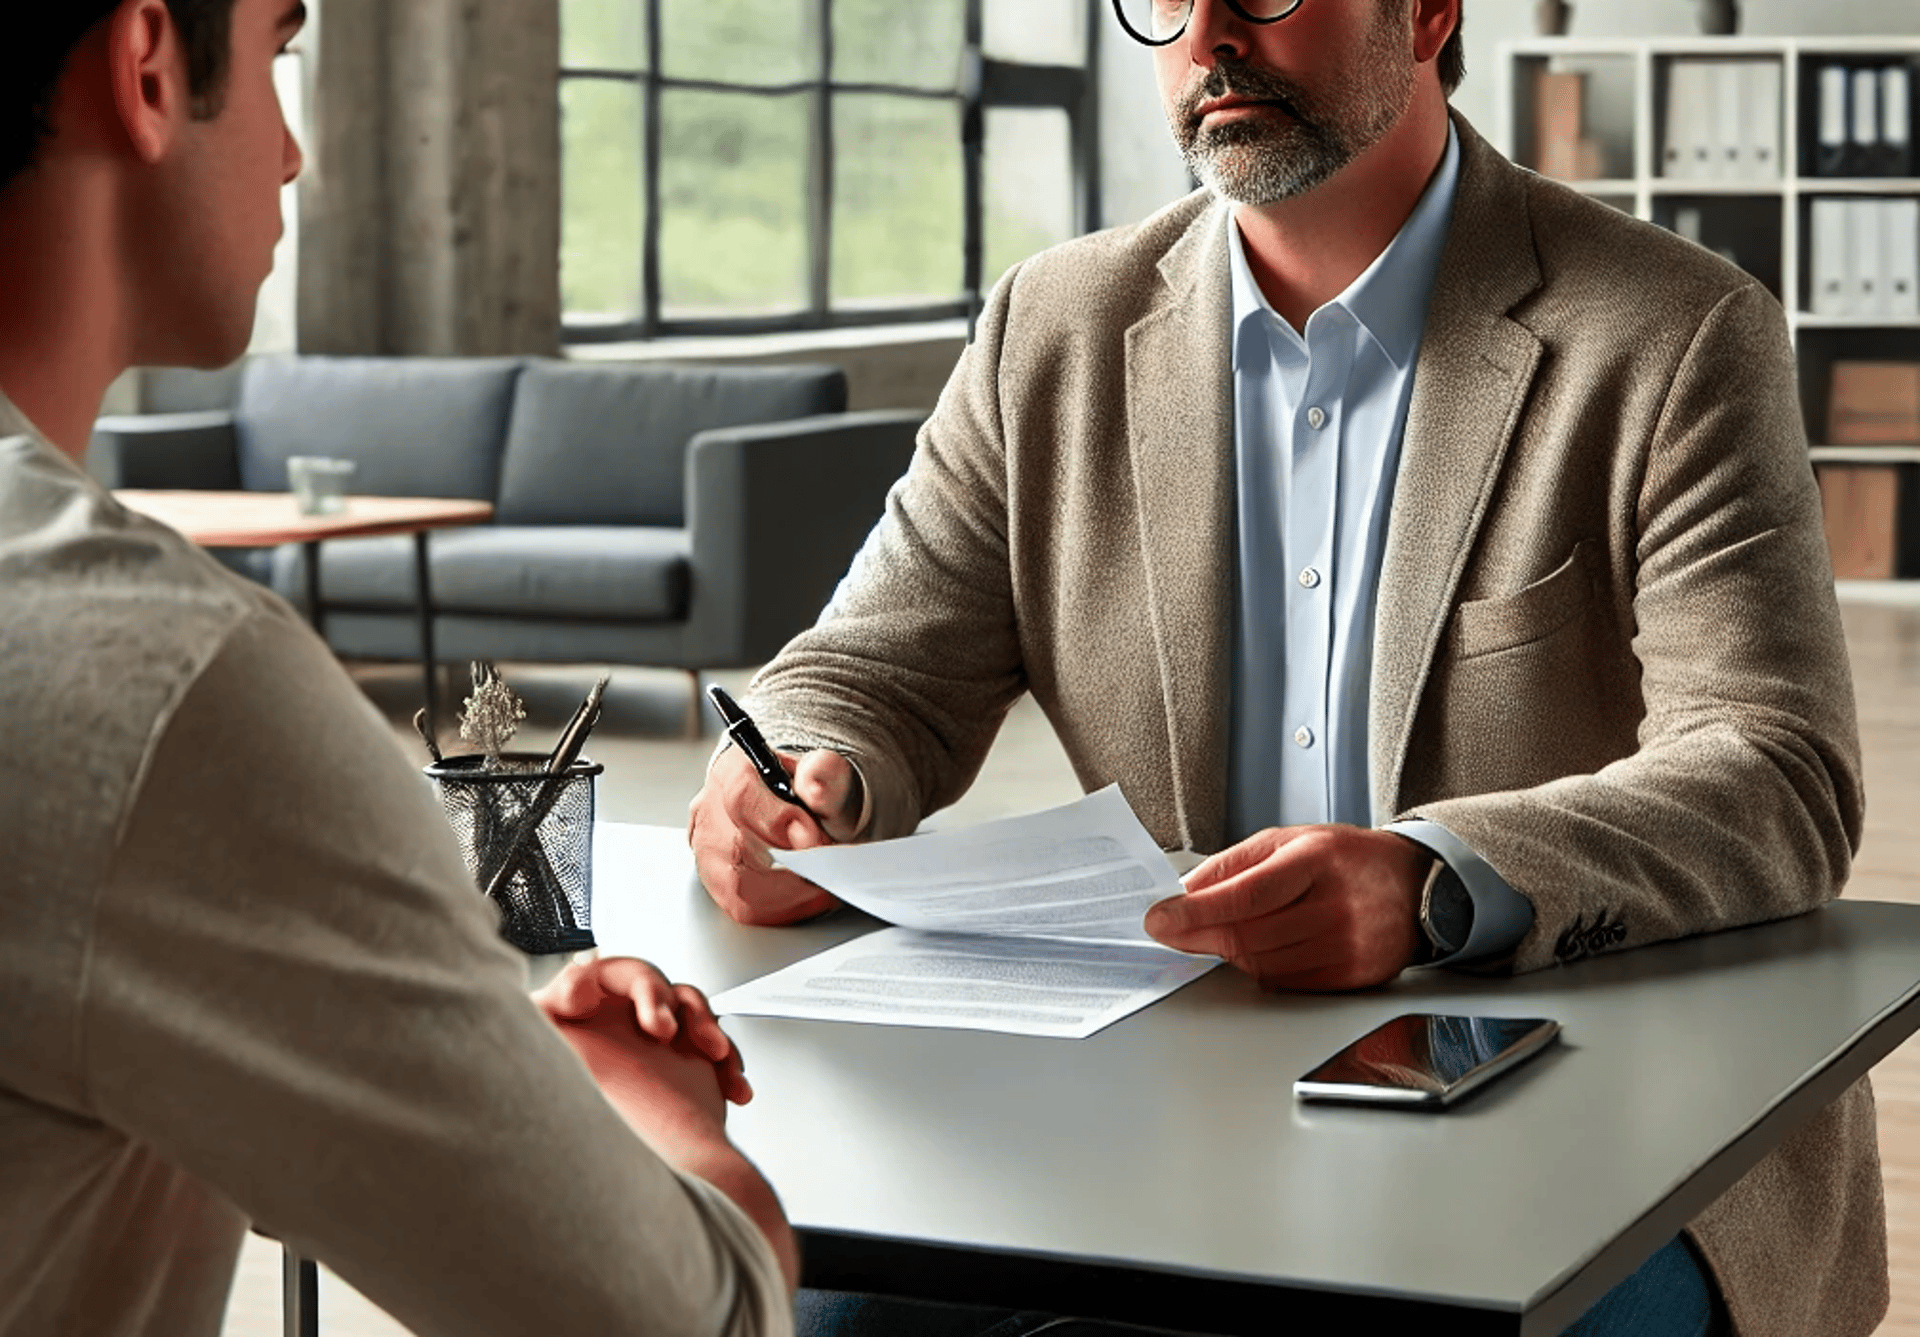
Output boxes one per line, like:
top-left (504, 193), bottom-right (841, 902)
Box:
top-left (686, 670), bottom-right (703, 740)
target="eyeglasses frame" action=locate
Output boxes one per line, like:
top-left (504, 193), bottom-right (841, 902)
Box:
top-left (1109, 0), bottom-right (1306, 47)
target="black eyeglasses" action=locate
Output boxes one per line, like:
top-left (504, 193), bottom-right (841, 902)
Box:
top-left (1110, 0), bottom-right (1306, 47)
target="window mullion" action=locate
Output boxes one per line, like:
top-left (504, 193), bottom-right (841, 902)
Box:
top-left (640, 0), bottom-right (663, 337)
top-left (1079, 0), bottom-right (1101, 235)
top-left (809, 0), bottom-right (833, 324)
top-left (962, 0), bottom-right (985, 338)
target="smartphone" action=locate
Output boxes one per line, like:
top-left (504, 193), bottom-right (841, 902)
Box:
top-left (1294, 1013), bottom-right (1560, 1109)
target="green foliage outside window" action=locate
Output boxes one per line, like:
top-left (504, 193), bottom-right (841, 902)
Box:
top-left (559, 0), bottom-right (1082, 326)
top-left (660, 89), bottom-right (811, 316)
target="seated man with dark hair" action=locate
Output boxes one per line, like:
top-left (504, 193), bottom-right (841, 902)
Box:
top-left (0, 5), bottom-right (794, 1334)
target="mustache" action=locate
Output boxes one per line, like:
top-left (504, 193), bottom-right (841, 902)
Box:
top-left (1176, 59), bottom-right (1315, 131)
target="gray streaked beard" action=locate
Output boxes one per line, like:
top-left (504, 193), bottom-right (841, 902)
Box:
top-left (1169, 36), bottom-right (1413, 205)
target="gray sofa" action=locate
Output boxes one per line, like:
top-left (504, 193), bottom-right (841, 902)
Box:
top-left (88, 355), bottom-right (923, 672)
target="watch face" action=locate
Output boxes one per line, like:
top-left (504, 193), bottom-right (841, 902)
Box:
top-left (1425, 865), bottom-right (1474, 956)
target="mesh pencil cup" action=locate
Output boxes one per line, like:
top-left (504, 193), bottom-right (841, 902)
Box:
top-left (424, 752), bottom-right (602, 956)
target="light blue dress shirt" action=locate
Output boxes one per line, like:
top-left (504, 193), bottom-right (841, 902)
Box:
top-left (1224, 125), bottom-right (1532, 965)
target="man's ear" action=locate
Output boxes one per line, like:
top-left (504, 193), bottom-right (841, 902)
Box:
top-left (1410, 0), bottom-right (1459, 67)
top-left (107, 0), bottom-right (188, 164)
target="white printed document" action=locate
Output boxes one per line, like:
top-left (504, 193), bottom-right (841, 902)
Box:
top-left (709, 786), bottom-right (1219, 1039)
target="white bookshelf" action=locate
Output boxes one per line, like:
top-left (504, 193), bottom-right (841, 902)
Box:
top-left (1497, 35), bottom-right (1920, 582)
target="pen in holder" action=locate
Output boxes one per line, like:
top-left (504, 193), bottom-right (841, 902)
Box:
top-left (425, 752), bottom-right (602, 955)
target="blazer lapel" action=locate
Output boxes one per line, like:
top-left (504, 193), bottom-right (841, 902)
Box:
top-left (1125, 200), bottom-right (1237, 852)
top-left (1371, 121), bottom-right (1547, 819)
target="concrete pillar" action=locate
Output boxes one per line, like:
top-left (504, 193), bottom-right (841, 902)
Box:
top-left (299, 0), bottom-right (560, 357)
top-left (297, 0), bottom-right (387, 354)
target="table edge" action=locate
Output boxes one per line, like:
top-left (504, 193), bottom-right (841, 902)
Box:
top-left (1517, 962), bottom-right (1920, 1335)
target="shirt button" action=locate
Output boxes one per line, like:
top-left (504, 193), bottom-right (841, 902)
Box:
top-left (1294, 726), bottom-right (1315, 748)
top-left (1306, 406), bottom-right (1328, 430)
top-left (1298, 567), bottom-right (1321, 589)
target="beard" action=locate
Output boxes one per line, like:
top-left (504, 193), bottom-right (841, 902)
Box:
top-left (1167, 15), bottom-right (1416, 205)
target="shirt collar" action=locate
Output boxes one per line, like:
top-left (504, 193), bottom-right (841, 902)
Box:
top-left (1228, 120), bottom-right (1461, 373)
top-left (0, 389), bottom-right (38, 441)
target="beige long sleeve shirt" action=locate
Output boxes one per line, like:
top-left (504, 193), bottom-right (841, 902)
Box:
top-left (0, 399), bottom-right (790, 1337)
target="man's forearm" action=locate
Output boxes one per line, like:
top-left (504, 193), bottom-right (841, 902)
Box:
top-left (616, 1106), bottom-right (800, 1292)
top-left (657, 1132), bottom-right (801, 1293)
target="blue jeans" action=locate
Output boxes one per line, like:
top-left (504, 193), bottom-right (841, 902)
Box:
top-left (796, 1235), bottom-right (1725, 1337)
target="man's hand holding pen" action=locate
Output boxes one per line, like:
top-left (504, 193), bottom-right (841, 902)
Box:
top-left (690, 742), bottom-right (865, 926)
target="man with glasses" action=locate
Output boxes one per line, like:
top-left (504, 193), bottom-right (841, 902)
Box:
top-left (692, 2), bottom-right (1880, 1335)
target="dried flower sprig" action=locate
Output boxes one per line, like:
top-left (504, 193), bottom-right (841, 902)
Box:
top-left (460, 660), bottom-right (525, 764)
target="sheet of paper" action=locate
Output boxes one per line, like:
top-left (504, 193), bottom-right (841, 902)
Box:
top-left (775, 785), bottom-right (1182, 945)
top-left (714, 786), bottom-right (1219, 1039)
top-left (710, 928), bottom-right (1218, 1040)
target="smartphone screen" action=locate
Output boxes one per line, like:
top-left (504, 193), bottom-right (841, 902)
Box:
top-left (1294, 1013), bottom-right (1560, 1108)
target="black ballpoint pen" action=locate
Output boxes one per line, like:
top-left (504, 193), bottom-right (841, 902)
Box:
top-left (707, 684), bottom-right (818, 819)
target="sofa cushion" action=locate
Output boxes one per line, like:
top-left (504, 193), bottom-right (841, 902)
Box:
top-left (494, 361), bottom-right (848, 526)
top-left (272, 527), bottom-right (690, 622)
top-left (236, 356), bottom-right (524, 500)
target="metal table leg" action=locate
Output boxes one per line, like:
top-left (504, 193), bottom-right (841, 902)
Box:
top-left (282, 1247), bottom-right (318, 1337)
top-left (302, 539), bottom-right (326, 639)
top-left (414, 531), bottom-right (438, 734)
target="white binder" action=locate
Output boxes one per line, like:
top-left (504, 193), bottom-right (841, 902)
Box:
top-left (1712, 62), bottom-right (1744, 181)
top-left (1816, 65), bottom-right (1849, 176)
top-left (1848, 198), bottom-right (1884, 318)
top-left (1884, 198), bottom-right (1919, 320)
top-left (1851, 67), bottom-right (1881, 174)
top-left (1884, 66), bottom-right (1913, 176)
top-left (1743, 62), bottom-right (1782, 182)
top-left (1663, 62), bottom-right (1710, 180)
top-left (1811, 198), bottom-right (1850, 317)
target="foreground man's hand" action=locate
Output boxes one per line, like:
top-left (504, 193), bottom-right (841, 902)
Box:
top-left (1144, 826), bottom-right (1434, 991)
top-left (535, 957), bottom-right (799, 1289)
top-left (689, 744), bottom-right (864, 925)
top-left (536, 955), bottom-right (750, 1105)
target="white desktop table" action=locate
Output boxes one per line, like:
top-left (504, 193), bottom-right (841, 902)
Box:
top-left (591, 823), bottom-right (1920, 1337)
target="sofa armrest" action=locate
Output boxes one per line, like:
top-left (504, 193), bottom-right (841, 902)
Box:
top-left (87, 411), bottom-right (241, 490)
top-left (682, 410), bottom-right (923, 667)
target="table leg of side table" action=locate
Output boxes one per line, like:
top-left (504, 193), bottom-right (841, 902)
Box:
top-left (302, 540), bottom-right (326, 640)
top-left (414, 531), bottom-right (439, 734)
top-left (282, 1248), bottom-right (318, 1337)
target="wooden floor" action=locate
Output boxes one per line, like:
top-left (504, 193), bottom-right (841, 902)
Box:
top-left (219, 594), bottom-right (1920, 1336)
top-left (1837, 597), bottom-right (1920, 1337)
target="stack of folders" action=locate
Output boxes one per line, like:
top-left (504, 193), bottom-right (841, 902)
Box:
top-left (1817, 362), bottom-right (1920, 580)
top-left (1809, 197), bottom-right (1920, 319)
top-left (1813, 63), bottom-right (1915, 178)
top-left (1532, 69), bottom-right (1605, 181)
top-left (1661, 61), bottom-right (1781, 181)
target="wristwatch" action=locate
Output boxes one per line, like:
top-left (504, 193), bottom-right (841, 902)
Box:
top-left (1415, 856), bottom-right (1475, 964)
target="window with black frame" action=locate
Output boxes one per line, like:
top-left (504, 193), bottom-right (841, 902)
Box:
top-left (559, 0), bottom-right (1101, 341)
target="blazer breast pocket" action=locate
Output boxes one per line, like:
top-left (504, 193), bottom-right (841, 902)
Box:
top-left (1451, 541), bottom-right (1597, 660)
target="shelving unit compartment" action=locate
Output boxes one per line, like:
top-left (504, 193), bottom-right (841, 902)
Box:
top-left (1793, 326), bottom-right (1920, 447)
top-left (1653, 195), bottom-right (1784, 300)
top-left (1797, 53), bottom-right (1918, 180)
top-left (1653, 54), bottom-right (1786, 185)
top-left (1797, 192), bottom-right (1920, 318)
top-left (1511, 53), bottom-right (1637, 183)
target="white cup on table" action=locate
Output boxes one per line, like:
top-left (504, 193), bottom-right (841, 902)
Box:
top-left (287, 456), bottom-right (356, 516)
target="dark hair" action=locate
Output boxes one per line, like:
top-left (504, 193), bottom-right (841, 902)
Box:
top-left (1439, 5), bottom-right (1465, 95)
top-left (1, 0), bottom-right (240, 192)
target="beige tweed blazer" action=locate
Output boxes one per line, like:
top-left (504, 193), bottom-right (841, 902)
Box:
top-left (749, 116), bottom-right (1883, 1337)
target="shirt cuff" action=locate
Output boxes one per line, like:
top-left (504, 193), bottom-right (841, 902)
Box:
top-left (1386, 819), bottom-right (1535, 966)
